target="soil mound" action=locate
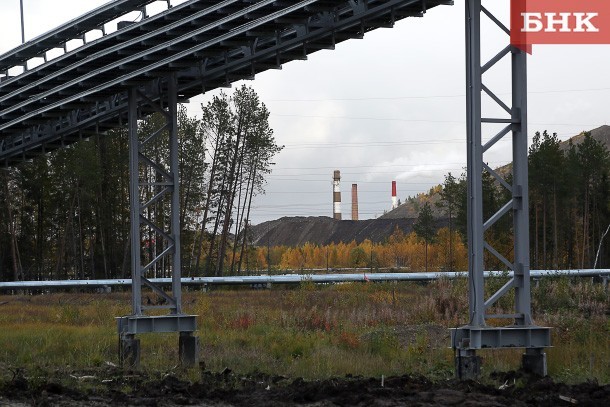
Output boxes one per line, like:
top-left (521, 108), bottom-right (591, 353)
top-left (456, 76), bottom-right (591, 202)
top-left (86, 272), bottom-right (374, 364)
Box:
top-left (249, 216), bottom-right (447, 247)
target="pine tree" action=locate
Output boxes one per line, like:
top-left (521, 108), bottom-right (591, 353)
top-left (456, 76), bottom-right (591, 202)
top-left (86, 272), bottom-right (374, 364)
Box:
top-left (413, 202), bottom-right (435, 272)
top-left (437, 172), bottom-right (459, 271)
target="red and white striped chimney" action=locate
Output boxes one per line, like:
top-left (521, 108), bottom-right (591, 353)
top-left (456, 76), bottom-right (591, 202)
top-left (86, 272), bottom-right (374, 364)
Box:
top-left (351, 184), bottom-right (359, 221)
top-left (391, 180), bottom-right (398, 209)
top-left (333, 170), bottom-right (342, 220)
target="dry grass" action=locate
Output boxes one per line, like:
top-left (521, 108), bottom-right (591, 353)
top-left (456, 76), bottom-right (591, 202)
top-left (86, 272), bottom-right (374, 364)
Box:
top-left (0, 278), bottom-right (607, 383)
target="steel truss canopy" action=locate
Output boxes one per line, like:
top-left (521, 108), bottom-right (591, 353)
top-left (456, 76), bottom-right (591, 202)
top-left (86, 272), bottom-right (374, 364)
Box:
top-left (0, 0), bottom-right (451, 166)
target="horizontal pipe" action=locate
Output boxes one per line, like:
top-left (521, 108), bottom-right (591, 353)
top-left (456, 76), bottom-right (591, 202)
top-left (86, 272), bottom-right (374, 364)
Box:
top-left (0, 269), bottom-right (608, 290)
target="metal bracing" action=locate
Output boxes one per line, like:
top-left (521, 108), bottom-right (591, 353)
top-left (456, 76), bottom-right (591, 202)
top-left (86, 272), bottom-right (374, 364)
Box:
top-left (0, 0), bottom-right (165, 73)
top-left (453, 0), bottom-right (550, 377)
top-left (118, 73), bottom-right (196, 333)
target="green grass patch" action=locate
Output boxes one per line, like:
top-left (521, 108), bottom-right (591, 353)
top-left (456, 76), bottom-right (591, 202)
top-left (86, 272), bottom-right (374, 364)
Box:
top-left (0, 279), bottom-right (607, 384)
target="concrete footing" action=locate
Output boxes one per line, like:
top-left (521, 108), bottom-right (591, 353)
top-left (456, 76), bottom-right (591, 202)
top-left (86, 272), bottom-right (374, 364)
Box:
top-left (522, 348), bottom-right (547, 376)
top-left (179, 332), bottom-right (199, 367)
top-left (119, 332), bottom-right (199, 368)
top-left (119, 334), bottom-right (140, 369)
top-left (455, 349), bottom-right (481, 380)
top-left (454, 348), bottom-right (548, 379)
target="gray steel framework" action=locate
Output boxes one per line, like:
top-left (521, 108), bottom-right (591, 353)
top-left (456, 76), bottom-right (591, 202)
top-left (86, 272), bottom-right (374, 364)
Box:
top-left (2, 0), bottom-right (159, 70)
top-left (116, 73), bottom-right (197, 366)
top-left (0, 0), bottom-right (450, 166)
top-left (452, 0), bottom-right (551, 378)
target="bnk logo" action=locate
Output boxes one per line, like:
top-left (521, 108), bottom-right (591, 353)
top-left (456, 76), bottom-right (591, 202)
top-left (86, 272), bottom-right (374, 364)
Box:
top-left (521, 12), bottom-right (599, 33)
top-left (511, 0), bottom-right (610, 53)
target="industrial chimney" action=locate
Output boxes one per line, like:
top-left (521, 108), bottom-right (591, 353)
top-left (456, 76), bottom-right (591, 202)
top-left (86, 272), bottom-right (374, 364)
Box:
top-left (333, 170), bottom-right (342, 220)
top-left (392, 181), bottom-right (398, 209)
top-left (351, 184), bottom-right (359, 221)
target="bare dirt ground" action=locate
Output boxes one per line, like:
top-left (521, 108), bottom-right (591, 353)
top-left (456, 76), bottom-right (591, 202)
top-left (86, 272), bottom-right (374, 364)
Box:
top-left (1, 367), bottom-right (608, 406)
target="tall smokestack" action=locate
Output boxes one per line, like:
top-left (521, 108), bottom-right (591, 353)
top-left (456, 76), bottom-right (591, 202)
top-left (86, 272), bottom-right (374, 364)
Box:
top-left (351, 184), bottom-right (359, 221)
top-left (392, 180), bottom-right (398, 209)
top-left (333, 170), bottom-right (342, 220)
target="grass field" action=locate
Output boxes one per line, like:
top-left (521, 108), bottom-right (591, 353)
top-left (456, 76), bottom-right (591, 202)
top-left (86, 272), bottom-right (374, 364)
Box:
top-left (0, 277), bottom-right (608, 384)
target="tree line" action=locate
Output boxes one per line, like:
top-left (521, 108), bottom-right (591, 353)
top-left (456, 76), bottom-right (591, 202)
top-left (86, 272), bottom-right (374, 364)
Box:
top-left (254, 130), bottom-right (609, 273)
top-left (428, 130), bottom-right (610, 271)
top-left (1, 107), bottom-right (608, 280)
top-left (0, 85), bottom-right (282, 281)
top-left (238, 228), bottom-right (467, 273)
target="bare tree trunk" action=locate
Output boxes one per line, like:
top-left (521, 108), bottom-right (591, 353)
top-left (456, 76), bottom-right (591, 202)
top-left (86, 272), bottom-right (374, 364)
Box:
top-left (97, 213), bottom-right (109, 279)
top-left (76, 184), bottom-right (86, 279)
top-left (230, 143), bottom-right (249, 274)
top-left (424, 241), bottom-right (428, 273)
top-left (204, 190), bottom-right (226, 275)
top-left (216, 116), bottom-right (246, 276)
top-left (36, 183), bottom-right (44, 280)
top-left (55, 226), bottom-right (66, 279)
top-left (3, 174), bottom-right (23, 281)
top-left (180, 163), bottom-right (194, 276)
top-left (238, 161), bottom-right (258, 273)
top-left (591, 193), bottom-right (599, 266)
top-left (553, 184), bottom-right (558, 269)
top-left (567, 204), bottom-right (575, 268)
top-left (61, 191), bottom-right (77, 279)
top-left (534, 204), bottom-right (539, 269)
top-left (194, 133), bottom-right (223, 275)
top-left (89, 225), bottom-right (96, 279)
top-left (69, 202), bottom-right (79, 279)
top-left (542, 196), bottom-right (547, 270)
top-left (180, 162), bottom-right (194, 228)
top-left (94, 135), bottom-right (110, 279)
top-left (448, 207), bottom-right (453, 271)
top-left (121, 234), bottom-right (131, 278)
top-left (9, 218), bottom-right (21, 281)
top-left (581, 188), bottom-right (589, 268)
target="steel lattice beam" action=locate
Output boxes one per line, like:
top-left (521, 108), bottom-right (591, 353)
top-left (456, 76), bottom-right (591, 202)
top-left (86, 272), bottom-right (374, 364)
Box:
top-left (0, 0), bottom-right (451, 166)
top-left (0, 0), bottom-right (159, 72)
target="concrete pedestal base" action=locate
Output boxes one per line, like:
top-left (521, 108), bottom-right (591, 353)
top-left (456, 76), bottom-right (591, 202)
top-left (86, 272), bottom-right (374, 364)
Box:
top-left (119, 334), bottom-right (140, 369)
top-left (179, 332), bottom-right (199, 367)
top-left (522, 348), bottom-right (547, 376)
top-left (455, 350), bottom-right (481, 380)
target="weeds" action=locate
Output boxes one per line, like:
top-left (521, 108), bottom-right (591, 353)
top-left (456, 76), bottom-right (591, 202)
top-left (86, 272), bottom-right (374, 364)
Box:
top-left (0, 277), bottom-right (607, 384)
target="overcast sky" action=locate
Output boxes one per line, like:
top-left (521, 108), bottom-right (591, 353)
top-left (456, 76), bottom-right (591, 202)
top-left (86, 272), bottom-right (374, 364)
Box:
top-left (1, 0), bottom-right (609, 224)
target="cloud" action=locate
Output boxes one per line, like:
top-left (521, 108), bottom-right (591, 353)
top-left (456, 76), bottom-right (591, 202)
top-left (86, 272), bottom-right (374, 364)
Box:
top-left (1, 0), bottom-right (609, 224)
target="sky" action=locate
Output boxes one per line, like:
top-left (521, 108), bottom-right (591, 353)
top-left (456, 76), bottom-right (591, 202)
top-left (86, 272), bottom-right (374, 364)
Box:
top-left (1, 0), bottom-right (609, 225)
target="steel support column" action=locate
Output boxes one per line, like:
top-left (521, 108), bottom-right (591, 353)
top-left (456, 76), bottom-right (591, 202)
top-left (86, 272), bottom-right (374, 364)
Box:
top-left (118, 73), bottom-right (197, 368)
top-left (465, 0), bottom-right (485, 329)
top-left (511, 39), bottom-right (532, 327)
top-left (452, 0), bottom-right (551, 379)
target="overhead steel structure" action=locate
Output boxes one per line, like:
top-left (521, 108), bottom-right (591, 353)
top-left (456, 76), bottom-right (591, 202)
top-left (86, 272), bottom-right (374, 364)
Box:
top-left (0, 0), bottom-right (452, 368)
